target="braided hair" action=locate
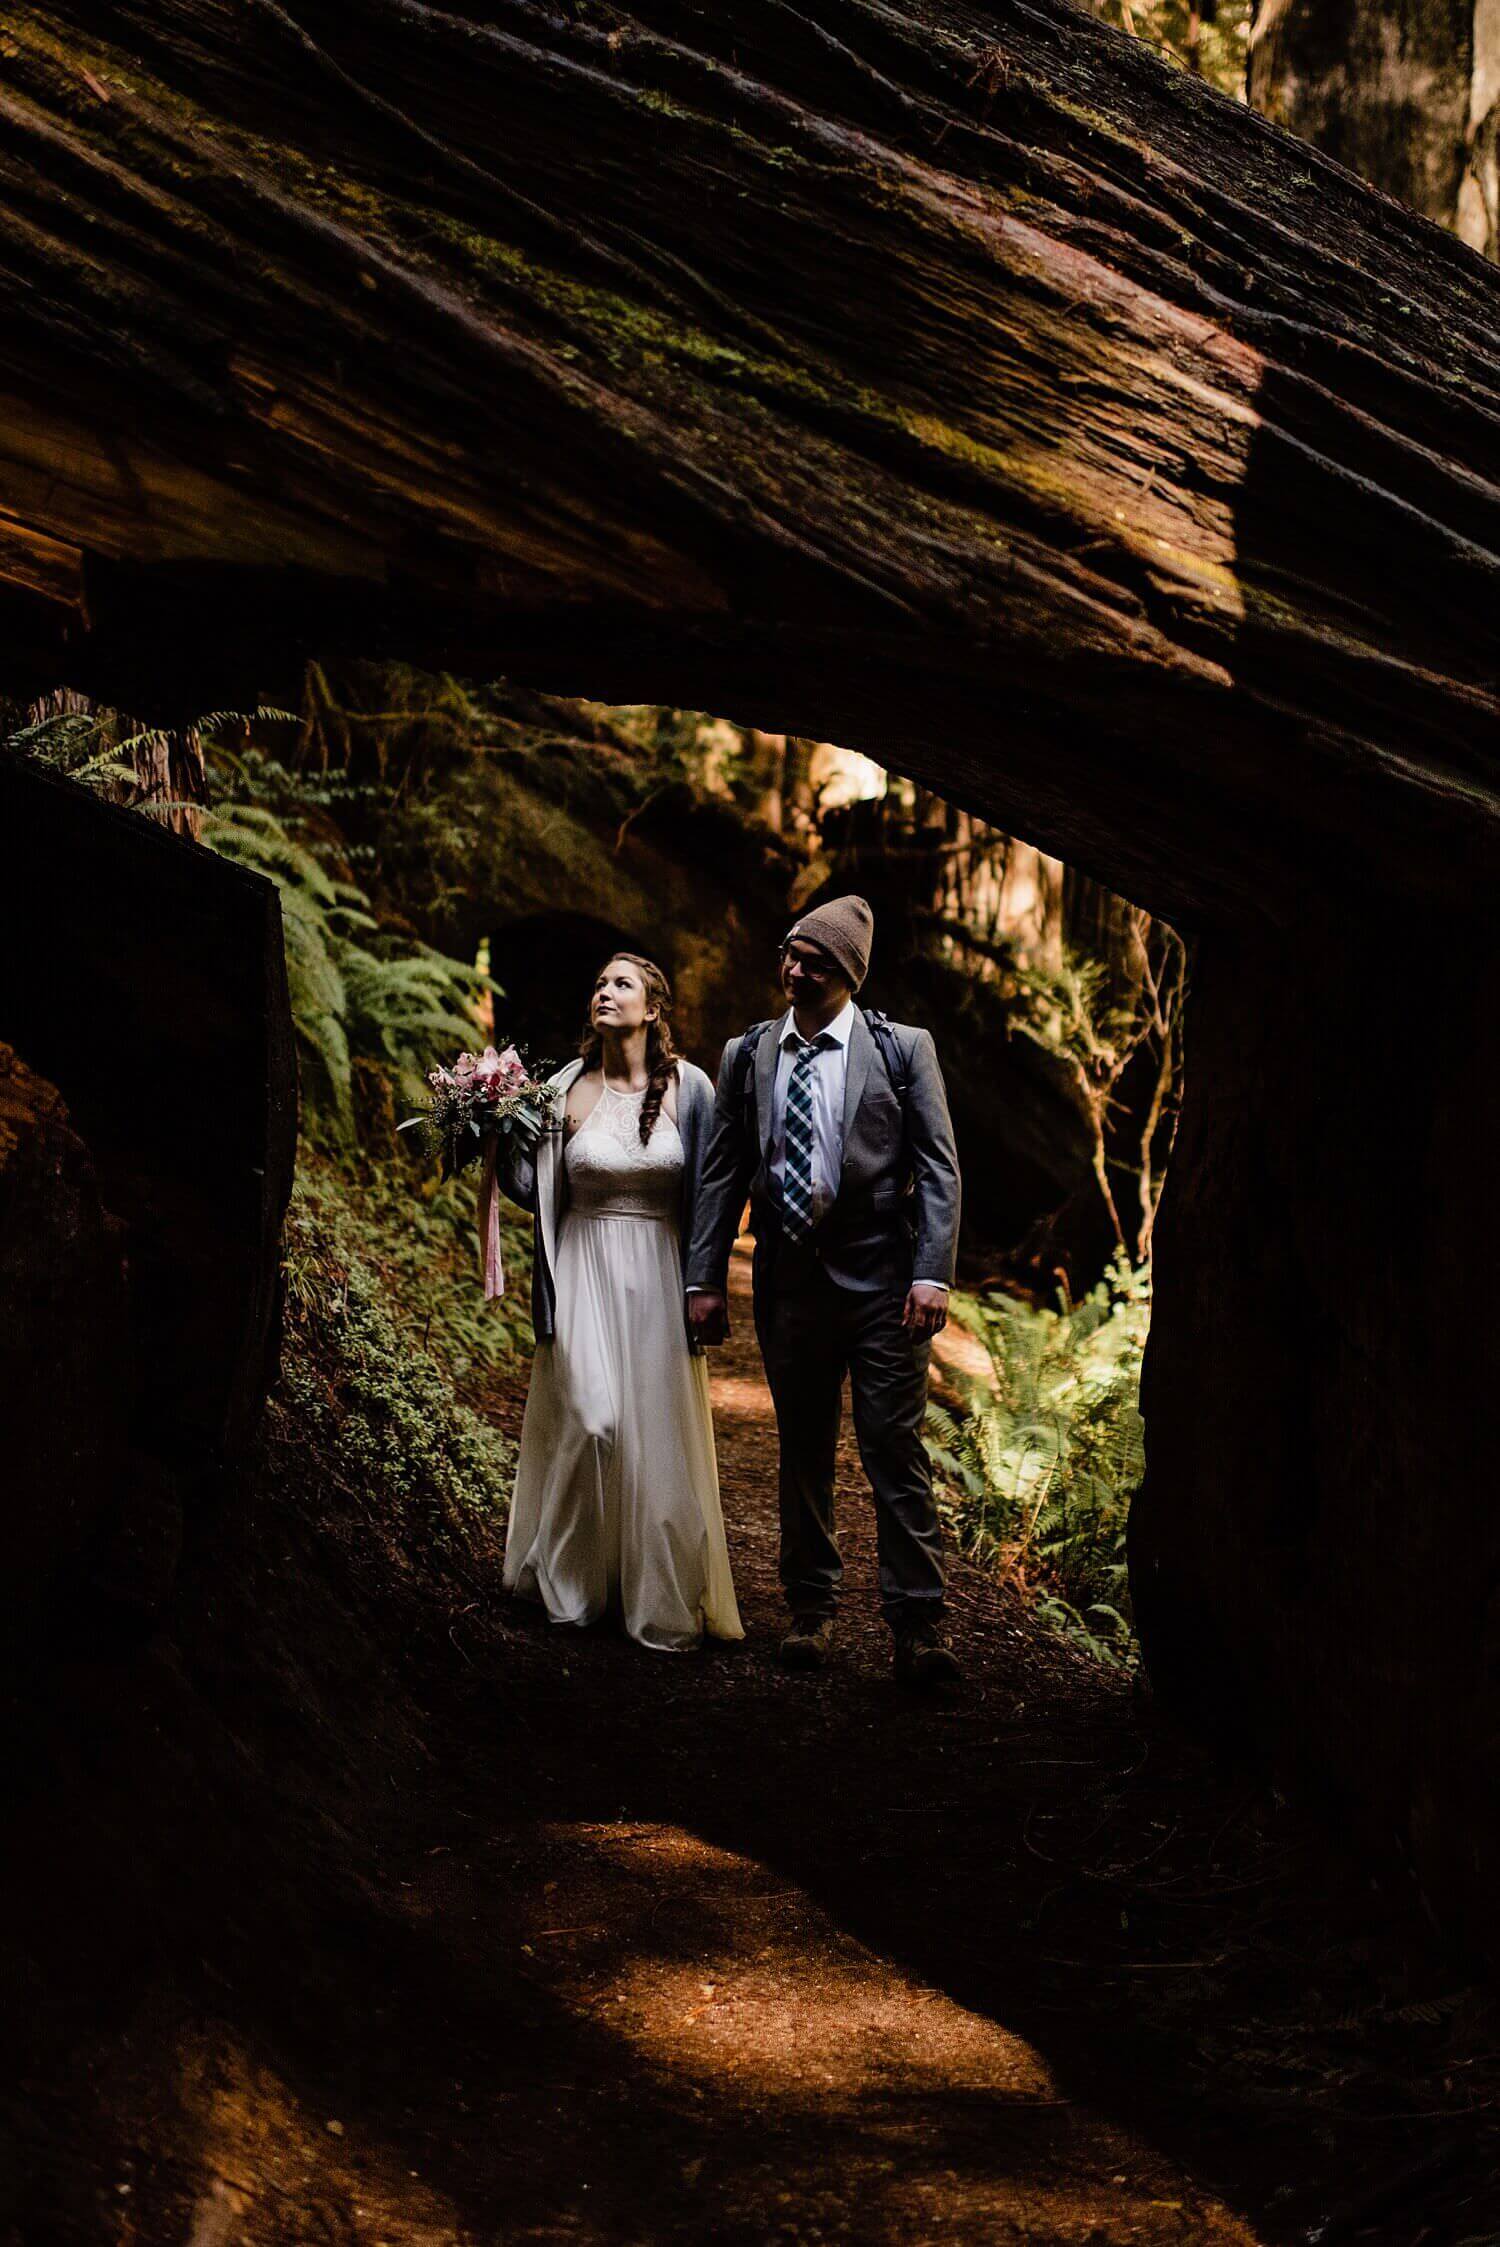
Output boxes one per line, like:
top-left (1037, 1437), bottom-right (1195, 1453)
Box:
top-left (579, 953), bottom-right (679, 1145)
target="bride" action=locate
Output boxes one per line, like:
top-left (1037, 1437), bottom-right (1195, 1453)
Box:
top-left (486, 953), bottom-right (743, 1654)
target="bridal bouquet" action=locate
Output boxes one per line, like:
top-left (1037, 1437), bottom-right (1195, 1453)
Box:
top-left (400, 1042), bottom-right (558, 1181)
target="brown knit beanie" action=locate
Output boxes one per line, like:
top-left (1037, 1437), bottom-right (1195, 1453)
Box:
top-left (784, 894), bottom-right (874, 991)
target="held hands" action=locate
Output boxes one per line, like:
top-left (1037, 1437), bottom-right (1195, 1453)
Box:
top-left (902, 1282), bottom-right (948, 1341)
top-left (688, 1288), bottom-right (731, 1347)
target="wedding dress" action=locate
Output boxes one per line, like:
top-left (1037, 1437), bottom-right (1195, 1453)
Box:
top-left (503, 1082), bottom-right (743, 1652)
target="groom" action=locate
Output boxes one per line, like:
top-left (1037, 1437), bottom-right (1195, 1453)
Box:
top-left (686, 896), bottom-right (963, 1687)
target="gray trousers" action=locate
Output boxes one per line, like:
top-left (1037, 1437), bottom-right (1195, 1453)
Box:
top-left (755, 1246), bottom-right (946, 1628)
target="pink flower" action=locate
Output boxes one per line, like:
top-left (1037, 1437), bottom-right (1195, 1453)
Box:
top-left (466, 1041), bottom-right (529, 1094)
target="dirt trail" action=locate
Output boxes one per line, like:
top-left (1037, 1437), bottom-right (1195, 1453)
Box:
top-left (152, 1248), bottom-right (1255, 2245)
top-left (21, 1246), bottom-right (1500, 2246)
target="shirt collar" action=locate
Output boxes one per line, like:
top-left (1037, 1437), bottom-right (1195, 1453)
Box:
top-left (778, 999), bottom-right (857, 1052)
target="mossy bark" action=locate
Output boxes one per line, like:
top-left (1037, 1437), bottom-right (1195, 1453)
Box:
top-left (0, 1), bottom-right (1495, 930)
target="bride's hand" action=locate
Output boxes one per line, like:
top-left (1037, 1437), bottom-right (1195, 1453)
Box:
top-left (688, 1289), bottom-right (730, 1347)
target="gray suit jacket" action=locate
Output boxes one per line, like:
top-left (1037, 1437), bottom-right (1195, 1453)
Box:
top-left (499, 1055), bottom-right (717, 1345)
top-left (685, 1010), bottom-right (961, 1305)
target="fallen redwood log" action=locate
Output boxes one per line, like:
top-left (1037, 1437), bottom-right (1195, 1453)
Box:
top-left (0, 0), bottom-right (1496, 928)
top-left (1, 4), bottom-right (1499, 1949)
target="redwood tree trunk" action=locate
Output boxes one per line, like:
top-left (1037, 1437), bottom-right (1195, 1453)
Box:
top-left (2, 3), bottom-right (1500, 1952)
top-left (1250, 0), bottom-right (1500, 256)
top-left (1129, 919), bottom-right (1500, 1934)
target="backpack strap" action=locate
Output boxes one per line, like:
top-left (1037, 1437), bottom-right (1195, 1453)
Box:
top-left (730, 1019), bottom-right (776, 1132)
top-left (860, 1007), bottom-right (910, 1106)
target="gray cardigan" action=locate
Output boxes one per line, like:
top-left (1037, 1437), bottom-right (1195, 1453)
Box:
top-left (498, 1055), bottom-right (717, 1346)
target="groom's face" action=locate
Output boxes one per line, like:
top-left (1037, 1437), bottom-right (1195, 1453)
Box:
top-left (779, 938), bottom-right (846, 1011)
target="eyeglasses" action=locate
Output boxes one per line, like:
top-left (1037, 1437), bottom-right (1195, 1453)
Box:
top-left (779, 942), bottom-right (835, 980)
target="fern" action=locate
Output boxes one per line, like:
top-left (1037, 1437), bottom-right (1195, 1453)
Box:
top-left (3, 708), bottom-right (105, 769)
top-left (342, 945), bottom-right (493, 1099)
top-left (3, 699), bottom-right (295, 815)
top-left (200, 801), bottom-right (358, 1131)
top-left (198, 796), bottom-right (490, 1142)
top-left (927, 1253), bottom-right (1149, 1666)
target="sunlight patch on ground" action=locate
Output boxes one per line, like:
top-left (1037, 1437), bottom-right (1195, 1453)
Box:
top-left (707, 1372), bottom-right (780, 1414)
top-left (572, 1824), bottom-right (1059, 2102)
top-left (518, 1821), bottom-right (1264, 2245)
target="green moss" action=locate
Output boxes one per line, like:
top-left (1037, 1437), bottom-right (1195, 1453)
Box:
top-left (279, 1154), bottom-right (524, 1566)
top-left (637, 87), bottom-right (692, 119)
top-left (291, 1145), bottom-right (534, 1394)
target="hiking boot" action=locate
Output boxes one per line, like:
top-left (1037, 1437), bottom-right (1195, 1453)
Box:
top-left (893, 1618), bottom-right (962, 1690)
top-left (779, 1615), bottom-right (835, 1672)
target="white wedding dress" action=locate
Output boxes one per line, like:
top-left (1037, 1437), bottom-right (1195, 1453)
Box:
top-left (503, 1082), bottom-right (743, 1652)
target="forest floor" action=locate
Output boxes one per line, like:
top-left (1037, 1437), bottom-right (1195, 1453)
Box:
top-left (8, 1244), bottom-right (1500, 2246)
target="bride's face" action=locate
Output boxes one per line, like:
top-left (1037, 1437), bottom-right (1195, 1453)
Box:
top-left (591, 959), bottom-right (656, 1035)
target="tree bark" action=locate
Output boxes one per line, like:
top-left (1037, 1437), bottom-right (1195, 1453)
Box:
top-left (0, 754), bottom-right (297, 1471)
top-left (1250, 0), bottom-right (1500, 257)
top-left (1129, 918), bottom-right (1500, 1945)
top-left (0, 1), bottom-right (1495, 932)
top-left (0, 1044), bottom-right (130, 1604)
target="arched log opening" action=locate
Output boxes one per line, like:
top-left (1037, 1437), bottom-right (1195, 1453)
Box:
top-left (0, 2), bottom-right (1498, 1955)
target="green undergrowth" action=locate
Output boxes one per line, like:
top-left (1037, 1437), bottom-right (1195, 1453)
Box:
top-left (927, 1256), bottom-right (1149, 1668)
top-left (261, 1136), bottom-right (534, 1614)
top-left (293, 1136), bottom-right (535, 1396)
top-left (199, 772), bottom-right (492, 1145)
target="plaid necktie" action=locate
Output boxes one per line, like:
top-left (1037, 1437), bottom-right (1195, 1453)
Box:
top-left (782, 1033), bottom-right (831, 1241)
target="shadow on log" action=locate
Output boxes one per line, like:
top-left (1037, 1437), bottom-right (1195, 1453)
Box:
top-left (0, 1044), bottom-right (129, 1594)
top-left (0, 756), bottom-right (296, 1607)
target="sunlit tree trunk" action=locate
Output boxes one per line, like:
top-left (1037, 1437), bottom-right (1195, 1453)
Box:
top-left (1250, 0), bottom-right (1499, 254)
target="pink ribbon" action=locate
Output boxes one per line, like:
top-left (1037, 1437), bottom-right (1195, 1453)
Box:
top-left (478, 1138), bottom-right (505, 1300)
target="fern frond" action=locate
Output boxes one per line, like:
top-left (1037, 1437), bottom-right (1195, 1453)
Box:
top-left (925, 1262), bottom-right (1150, 1669)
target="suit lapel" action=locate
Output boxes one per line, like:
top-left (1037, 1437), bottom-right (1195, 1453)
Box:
top-left (755, 1018), bottom-right (782, 1161)
top-left (841, 1008), bottom-right (875, 1159)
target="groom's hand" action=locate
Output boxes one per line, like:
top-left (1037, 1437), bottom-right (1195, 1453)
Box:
top-left (688, 1288), bottom-right (731, 1347)
top-left (902, 1283), bottom-right (949, 1341)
